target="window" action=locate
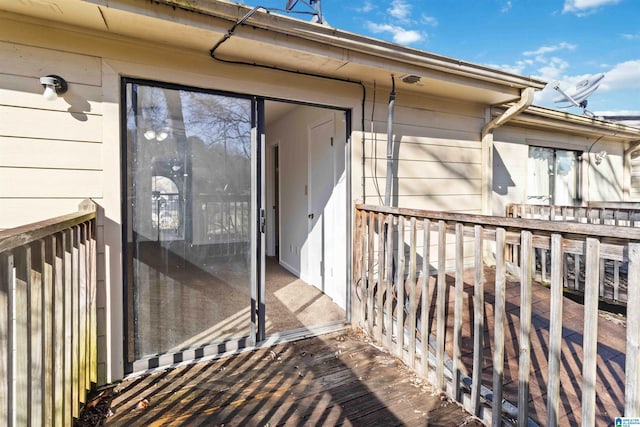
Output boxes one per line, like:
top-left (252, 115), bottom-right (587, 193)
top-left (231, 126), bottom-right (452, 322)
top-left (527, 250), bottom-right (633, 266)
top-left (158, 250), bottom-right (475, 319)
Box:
top-left (527, 146), bottom-right (581, 205)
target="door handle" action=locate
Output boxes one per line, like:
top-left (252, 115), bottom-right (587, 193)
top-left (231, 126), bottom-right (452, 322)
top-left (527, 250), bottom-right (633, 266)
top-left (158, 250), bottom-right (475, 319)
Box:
top-left (308, 213), bottom-right (314, 219)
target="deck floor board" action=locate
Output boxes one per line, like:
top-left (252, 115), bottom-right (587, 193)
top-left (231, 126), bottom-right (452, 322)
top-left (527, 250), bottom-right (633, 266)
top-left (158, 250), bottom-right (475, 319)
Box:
top-left (106, 330), bottom-right (481, 426)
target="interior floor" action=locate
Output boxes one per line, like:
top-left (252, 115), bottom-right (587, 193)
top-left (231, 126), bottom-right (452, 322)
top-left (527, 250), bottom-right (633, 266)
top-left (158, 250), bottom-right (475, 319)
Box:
top-left (129, 243), bottom-right (345, 363)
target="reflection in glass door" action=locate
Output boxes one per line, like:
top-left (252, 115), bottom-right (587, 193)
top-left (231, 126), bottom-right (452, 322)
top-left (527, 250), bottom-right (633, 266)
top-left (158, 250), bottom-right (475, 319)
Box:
top-left (124, 81), bottom-right (257, 370)
top-left (527, 146), bottom-right (580, 205)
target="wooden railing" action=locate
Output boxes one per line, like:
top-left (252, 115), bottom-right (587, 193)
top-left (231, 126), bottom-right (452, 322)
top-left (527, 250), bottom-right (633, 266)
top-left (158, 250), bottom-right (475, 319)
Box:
top-left (353, 204), bottom-right (640, 426)
top-left (507, 203), bottom-right (640, 304)
top-left (506, 203), bottom-right (640, 226)
top-left (0, 200), bottom-right (98, 426)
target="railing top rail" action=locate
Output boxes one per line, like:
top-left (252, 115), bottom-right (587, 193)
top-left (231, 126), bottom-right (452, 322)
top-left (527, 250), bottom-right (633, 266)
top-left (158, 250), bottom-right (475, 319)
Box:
top-left (356, 204), bottom-right (640, 241)
top-left (0, 199), bottom-right (96, 253)
top-left (507, 203), bottom-right (640, 212)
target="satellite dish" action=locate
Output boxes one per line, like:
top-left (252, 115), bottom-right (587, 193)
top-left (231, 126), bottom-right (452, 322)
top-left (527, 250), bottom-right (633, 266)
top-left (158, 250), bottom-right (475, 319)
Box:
top-left (552, 73), bottom-right (605, 114)
top-left (283, 0), bottom-right (325, 24)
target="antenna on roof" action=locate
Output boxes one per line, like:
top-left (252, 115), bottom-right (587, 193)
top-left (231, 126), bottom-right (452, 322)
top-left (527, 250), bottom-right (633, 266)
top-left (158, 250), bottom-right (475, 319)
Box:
top-left (552, 73), bottom-right (605, 117)
top-left (285, 0), bottom-right (324, 24)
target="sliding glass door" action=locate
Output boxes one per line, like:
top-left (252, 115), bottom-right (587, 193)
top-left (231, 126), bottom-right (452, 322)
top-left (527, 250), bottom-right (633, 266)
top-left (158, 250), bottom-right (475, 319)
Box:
top-left (123, 80), bottom-right (260, 370)
top-left (527, 146), bottom-right (580, 205)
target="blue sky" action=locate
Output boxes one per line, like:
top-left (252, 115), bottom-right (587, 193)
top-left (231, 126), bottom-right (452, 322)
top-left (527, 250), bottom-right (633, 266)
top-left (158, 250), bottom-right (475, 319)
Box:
top-left (235, 0), bottom-right (640, 116)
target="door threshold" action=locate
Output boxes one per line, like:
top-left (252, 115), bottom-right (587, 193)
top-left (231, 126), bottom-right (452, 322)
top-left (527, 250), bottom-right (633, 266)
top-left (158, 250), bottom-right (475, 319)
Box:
top-left (123, 321), bottom-right (351, 380)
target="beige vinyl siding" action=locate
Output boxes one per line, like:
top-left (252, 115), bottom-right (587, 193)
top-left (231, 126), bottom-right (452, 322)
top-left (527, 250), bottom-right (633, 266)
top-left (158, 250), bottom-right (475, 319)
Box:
top-left (493, 125), bottom-right (625, 215)
top-left (0, 42), bottom-right (103, 228)
top-left (359, 91), bottom-right (484, 212)
top-left (630, 144), bottom-right (640, 201)
top-left (0, 137), bottom-right (102, 170)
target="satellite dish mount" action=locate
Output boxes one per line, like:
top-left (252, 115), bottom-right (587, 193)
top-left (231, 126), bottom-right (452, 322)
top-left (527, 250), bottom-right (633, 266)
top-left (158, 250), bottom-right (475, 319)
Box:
top-left (285, 0), bottom-right (324, 24)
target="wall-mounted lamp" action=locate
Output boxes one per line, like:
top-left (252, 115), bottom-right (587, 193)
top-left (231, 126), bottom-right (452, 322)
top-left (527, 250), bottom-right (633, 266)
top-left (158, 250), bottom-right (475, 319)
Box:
top-left (143, 127), bottom-right (170, 142)
top-left (40, 75), bottom-right (68, 101)
top-left (595, 150), bottom-right (607, 165)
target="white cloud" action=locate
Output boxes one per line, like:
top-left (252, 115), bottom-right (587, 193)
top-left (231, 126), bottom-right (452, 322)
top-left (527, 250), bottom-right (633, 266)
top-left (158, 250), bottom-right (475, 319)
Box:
top-left (356, 1), bottom-right (375, 13)
top-left (501, 1), bottom-right (512, 13)
top-left (600, 60), bottom-right (640, 91)
top-left (537, 57), bottom-right (572, 81)
top-left (622, 33), bottom-right (640, 40)
top-left (366, 22), bottom-right (423, 44)
top-left (563, 0), bottom-right (621, 15)
top-left (421, 14), bottom-right (438, 26)
top-left (523, 42), bottom-right (576, 57)
top-left (388, 0), bottom-right (411, 21)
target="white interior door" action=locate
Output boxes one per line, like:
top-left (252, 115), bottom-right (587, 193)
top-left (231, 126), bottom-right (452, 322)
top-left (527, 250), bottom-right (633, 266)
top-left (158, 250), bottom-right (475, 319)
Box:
top-left (307, 116), bottom-right (346, 308)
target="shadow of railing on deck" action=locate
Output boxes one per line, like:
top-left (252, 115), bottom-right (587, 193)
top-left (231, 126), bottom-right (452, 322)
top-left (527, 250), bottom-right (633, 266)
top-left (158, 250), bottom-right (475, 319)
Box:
top-left (353, 204), bottom-right (639, 426)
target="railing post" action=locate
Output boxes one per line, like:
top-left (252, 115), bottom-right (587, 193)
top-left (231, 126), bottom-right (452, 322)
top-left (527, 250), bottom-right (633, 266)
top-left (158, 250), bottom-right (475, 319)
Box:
top-left (471, 225), bottom-right (484, 416)
top-left (453, 223), bottom-right (464, 402)
top-left (582, 238), bottom-right (600, 426)
top-left (352, 208), bottom-right (364, 328)
top-left (351, 210), bottom-right (366, 329)
top-left (626, 242), bottom-right (640, 416)
top-left (518, 230), bottom-right (533, 424)
top-left (546, 233), bottom-right (564, 427)
top-left (408, 217), bottom-right (417, 368)
top-left (384, 215), bottom-right (394, 350)
top-left (0, 252), bottom-right (13, 426)
top-left (436, 220), bottom-right (446, 391)
top-left (420, 219), bottom-right (431, 379)
top-left (492, 228), bottom-right (506, 427)
top-left (375, 213), bottom-right (385, 343)
top-left (396, 216), bottom-right (406, 360)
top-left (367, 213), bottom-right (375, 335)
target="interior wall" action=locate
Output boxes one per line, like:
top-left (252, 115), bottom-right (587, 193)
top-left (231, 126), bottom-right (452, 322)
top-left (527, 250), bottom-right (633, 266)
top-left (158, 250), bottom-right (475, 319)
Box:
top-left (265, 104), bottom-right (331, 275)
top-left (493, 125), bottom-right (625, 215)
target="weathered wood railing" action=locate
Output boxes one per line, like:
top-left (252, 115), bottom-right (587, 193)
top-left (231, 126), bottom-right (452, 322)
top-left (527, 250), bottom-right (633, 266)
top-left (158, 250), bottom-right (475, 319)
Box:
top-left (506, 203), bottom-right (640, 226)
top-left (507, 203), bottom-right (640, 304)
top-left (0, 200), bottom-right (98, 426)
top-left (353, 204), bottom-right (640, 426)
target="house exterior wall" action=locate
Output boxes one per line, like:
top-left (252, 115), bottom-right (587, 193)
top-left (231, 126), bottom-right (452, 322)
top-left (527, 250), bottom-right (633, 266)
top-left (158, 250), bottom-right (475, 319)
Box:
top-left (0, 41), bottom-right (104, 228)
top-left (354, 89), bottom-right (485, 213)
top-left (0, 12), bottom-right (375, 383)
top-left (492, 125), bottom-right (626, 216)
top-left (5, 7), bottom-right (629, 384)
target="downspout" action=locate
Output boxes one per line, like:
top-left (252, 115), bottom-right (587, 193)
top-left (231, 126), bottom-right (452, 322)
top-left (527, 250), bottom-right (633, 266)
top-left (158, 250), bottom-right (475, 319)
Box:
top-left (481, 87), bottom-right (535, 216)
top-left (384, 75), bottom-right (396, 207)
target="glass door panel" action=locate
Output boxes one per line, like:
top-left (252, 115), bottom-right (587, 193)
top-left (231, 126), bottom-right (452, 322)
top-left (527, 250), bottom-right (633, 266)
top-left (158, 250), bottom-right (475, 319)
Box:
top-left (527, 146), bottom-right (554, 205)
top-left (124, 82), bottom-right (256, 367)
top-left (554, 150), bottom-right (578, 205)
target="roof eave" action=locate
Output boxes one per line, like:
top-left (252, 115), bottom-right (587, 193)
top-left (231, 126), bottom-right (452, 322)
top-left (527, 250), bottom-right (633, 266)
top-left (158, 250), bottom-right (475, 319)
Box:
top-left (156, 0), bottom-right (547, 91)
top-left (497, 105), bottom-right (640, 140)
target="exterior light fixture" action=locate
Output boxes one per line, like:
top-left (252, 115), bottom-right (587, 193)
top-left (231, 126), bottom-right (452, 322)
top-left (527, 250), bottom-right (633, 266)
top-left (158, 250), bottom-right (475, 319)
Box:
top-left (143, 127), bottom-right (170, 141)
top-left (595, 150), bottom-right (607, 165)
top-left (40, 75), bottom-right (68, 101)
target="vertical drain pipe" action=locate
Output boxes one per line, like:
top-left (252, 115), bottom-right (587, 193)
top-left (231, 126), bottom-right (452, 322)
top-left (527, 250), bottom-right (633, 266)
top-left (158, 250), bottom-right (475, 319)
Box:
top-left (384, 75), bottom-right (396, 206)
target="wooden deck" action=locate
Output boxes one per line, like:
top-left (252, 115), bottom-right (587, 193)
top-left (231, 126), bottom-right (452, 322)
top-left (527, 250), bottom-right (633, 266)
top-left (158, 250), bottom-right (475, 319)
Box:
top-left (91, 269), bottom-right (629, 427)
top-left (102, 330), bottom-right (482, 426)
top-left (453, 268), bottom-right (626, 426)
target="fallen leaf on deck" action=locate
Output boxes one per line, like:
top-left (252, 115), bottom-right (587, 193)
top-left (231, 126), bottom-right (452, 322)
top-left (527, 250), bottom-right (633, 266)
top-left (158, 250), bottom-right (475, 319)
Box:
top-left (135, 398), bottom-right (150, 410)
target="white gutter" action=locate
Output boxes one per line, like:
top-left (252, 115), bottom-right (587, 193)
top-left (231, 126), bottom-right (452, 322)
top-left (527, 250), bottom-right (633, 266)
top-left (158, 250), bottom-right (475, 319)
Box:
top-left (482, 87), bottom-right (536, 139)
top-left (481, 87), bottom-right (536, 215)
